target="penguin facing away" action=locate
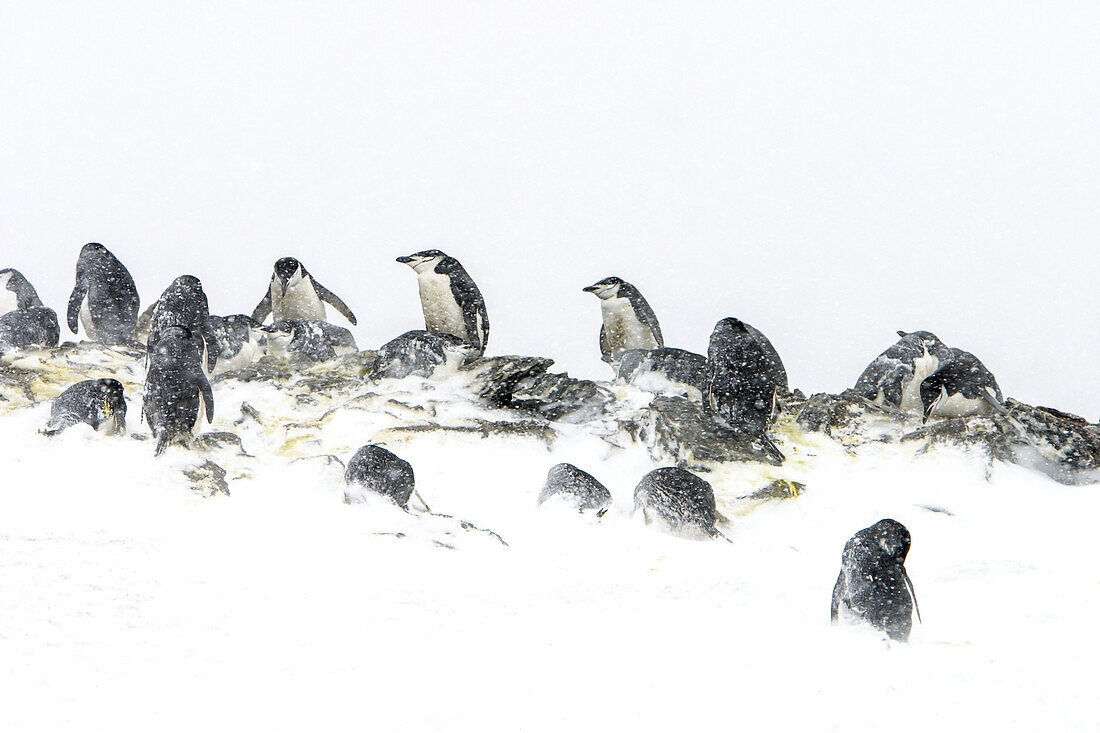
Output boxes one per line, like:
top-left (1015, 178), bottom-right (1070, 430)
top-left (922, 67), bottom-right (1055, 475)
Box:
top-left (0, 306), bottom-right (60, 353)
top-left (45, 378), bottom-right (127, 436)
top-left (633, 466), bottom-right (725, 540)
top-left (143, 325), bottom-right (214, 455)
top-left (831, 518), bottom-right (921, 642)
top-left (0, 268), bottom-right (44, 316)
top-left (252, 257), bottom-right (357, 326)
top-left (538, 463), bottom-right (612, 515)
top-left (582, 277), bottom-right (663, 363)
top-left (396, 250), bottom-right (489, 355)
top-left (145, 275), bottom-right (219, 372)
top-left (344, 444), bottom-right (417, 509)
top-left (853, 330), bottom-right (951, 413)
top-left (920, 348), bottom-right (1004, 422)
top-left (66, 243), bottom-right (141, 345)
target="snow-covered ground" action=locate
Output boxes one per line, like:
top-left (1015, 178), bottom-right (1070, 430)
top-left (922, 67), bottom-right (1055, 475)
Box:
top-left (1, 348), bottom-right (1096, 732)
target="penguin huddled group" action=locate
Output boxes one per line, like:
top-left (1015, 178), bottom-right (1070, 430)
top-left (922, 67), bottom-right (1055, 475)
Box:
top-left (5, 243), bottom-right (1000, 644)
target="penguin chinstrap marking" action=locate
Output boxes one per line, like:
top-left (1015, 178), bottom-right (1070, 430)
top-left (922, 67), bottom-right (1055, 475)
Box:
top-left (0, 268), bottom-right (44, 316)
top-left (44, 379), bottom-right (127, 436)
top-left (0, 306), bottom-right (60, 354)
top-left (920, 348), bottom-right (1004, 422)
top-left (251, 257), bottom-right (357, 327)
top-left (582, 277), bottom-right (663, 364)
top-left (344, 444), bottom-right (417, 509)
top-left (538, 463), bottom-right (612, 515)
top-left (143, 275), bottom-right (219, 372)
top-left (262, 320), bottom-right (357, 364)
top-left (853, 331), bottom-right (951, 414)
top-left (831, 519), bottom-right (921, 642)
top-left (372, 330), bottom-right (477, 381)
top-left (616, 347), bottom-right (707, 401)
top-left (703, 318), bottom-right (788, 463)
top-left (66, 243), bottom-right (140, 345)
top-left (209, 314), bottom-right (266, 374)
top-left (396, 250), bottom-right (489, 356)
top-left (633, 467), bottom-right (726, 540)
top-left (142, 325), bottom-right (214, 456)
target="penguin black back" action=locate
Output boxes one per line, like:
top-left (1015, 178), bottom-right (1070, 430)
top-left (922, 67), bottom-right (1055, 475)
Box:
top-left (0, 268), bottom-right (44, 315)
top-left (45, 378), bottom-right (127, 436)
top-left (67, 243), bottom-right (140, 345)
top-left (344, 444), bottom-right (416, 508)
top-left (146, 275), bottom-right (218, 372)
top-left (920, 348), bottom-right (1004, 422)
top-left (633, 466), bottom-right (723, 540)
top-left (142, 325), bottom-right (214, 455)
top-left (538, 463), bottom-right (612, 514)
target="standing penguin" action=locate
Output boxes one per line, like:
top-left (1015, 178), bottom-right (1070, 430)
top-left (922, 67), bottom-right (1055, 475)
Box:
top-left (251, 257), bottom-right (357, 326)
top-left (66, 243), bottom-right (141, 345)
top-left (853, 331), bottom-right (951, 413)
top-left (143, 325), bottom-right (214, 455)
top-left (396, 250), bottom-right (489, 355)
top-left (44, 378), bottom-right (127, 436)
top-left (920, 348), bottom-right (1004, 422)
top-left (0, 268), bottom-right (44, 316)
top-left (633, 466), bottom-right (725, 540)
top-left (831, 518), bottom-right (921, 642)
top-left (704, 318), bottom-right (788, 461)
top-left (145, 275), bottom-right (218, 372)
top-left (582, 277), bottom-right (663, 363)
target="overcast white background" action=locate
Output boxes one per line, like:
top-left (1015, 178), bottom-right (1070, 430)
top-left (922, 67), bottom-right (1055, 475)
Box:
top-left (1, 2), bottom-right (1096, 415)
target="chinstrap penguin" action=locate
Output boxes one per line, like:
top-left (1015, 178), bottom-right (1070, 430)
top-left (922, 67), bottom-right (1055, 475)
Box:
top-left (143, 275), bottom-right (218, 372)
top-left (143, 325), bottom-right (214, 456)
top-left (209, 314), bottom-right (266, 374)
top-left (397, 250), bottom-right (489, 355)
top-left (633, 466), bottom-right (725, 540)
top-left (252, 257), bottom-right (357, 326)
top-left (372, 329), bottom-right (476, 380)
top-left (344, 444), bottom-right (417, 509)
top-left (538, 463), bottom-right (612, 515)
top-left (615, 347), bottom-right (707, 401)
top-left (582, 277), bottom-right (663, 364)
top-left (67, 243), bottom-right (141, 345)
top-left (44, 378), bottom-right (127, 436)
top-left (0, 306), bottom-right (60, 353)
top-left (853, 331), bottom-right (951, 413)
top-left (831, 518), bottom-right (921, 642)
top-left (262, 319), bottom-right (357, 364)
top-left (0, 268), bottom-right (44, 316)
top-left (920, 348), bottom-right (1004, 423)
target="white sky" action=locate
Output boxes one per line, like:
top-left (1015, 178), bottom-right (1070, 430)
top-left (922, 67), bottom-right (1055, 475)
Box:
top-left (1, 2), bottom-right (1097, 415)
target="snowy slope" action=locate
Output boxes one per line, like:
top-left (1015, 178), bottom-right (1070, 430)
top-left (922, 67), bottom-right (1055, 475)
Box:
top-left (0, 345), bottom-right (1097, 732)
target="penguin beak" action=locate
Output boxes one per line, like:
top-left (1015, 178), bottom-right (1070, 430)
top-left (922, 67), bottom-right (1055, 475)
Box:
top-left (396, 255), bottom-right (414, 264)
top-left (922, 399), bottom-right (935, 424)
top-left (582, 284), bottom-right (599, 294)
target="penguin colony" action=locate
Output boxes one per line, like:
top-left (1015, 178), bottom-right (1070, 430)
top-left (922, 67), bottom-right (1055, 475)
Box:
top-left (3, 243), bottom-right (1009, 643)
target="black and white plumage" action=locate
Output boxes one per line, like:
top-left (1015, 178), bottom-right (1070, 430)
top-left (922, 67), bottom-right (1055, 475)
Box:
top-left (372, 330), bottom-right (476, 380)
top-left (615, 347), bottom-right (708, 401)
top-left (831, 518), bottom-right (921, 642)
top-left (703, 318), bottom-right (787, 461)
top-left (633, 466), bottom-right (724, 540)
top-left (920, 348), bottom-right (1004, 422)
top-left (397, 250), bottom-right (489, 355)
top-left (252, 257), bottom-right (357, 327)
top-left (66, 243), bottom-right (141, 345)
top-left (209, 314), bottom-right (266, 374)
top-left (143, 325), bottom-right (214, 456)
top-left (853, 331), bottom-right (951, 413)
top-left (0, 268), bottom-right (44, 316)
top-left (0, 306), bottom-right (60, 353)
top-left (538, 463), bottom-right (612, 514)
top-left (344, 444), bottom-right (416, 509)
top-left (582, 277), bottom-right (663, 363)
top-left (262, 319), bottom-right (357, 364)
top-left (144, 275), bottom-right (218, 372)
top-left (44, 378), bottom-right (127, 436)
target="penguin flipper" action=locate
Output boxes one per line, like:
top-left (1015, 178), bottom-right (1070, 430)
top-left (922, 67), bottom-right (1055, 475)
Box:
top-left (313, 281), bottom-right (357, 326)
top-left (66, 285), bottom-right (86, 334)
top-left (251, 291), bottom-right (273, 324)
top-left (201, 317), bottom-right (218, 372)
top-left (830, 572), bottom-right (843, 624)
top-left (198, 377), bottom-right (215, 423)
top-left (903, 567), bottom-right (921, 624)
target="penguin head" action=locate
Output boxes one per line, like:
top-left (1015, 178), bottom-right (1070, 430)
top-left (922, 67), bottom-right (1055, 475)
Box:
top-left (95, 378), bottom-right (127, 433)
top-left (865, 518), bottom-right (911, 563)
top-left (172, 275), bottom-right (204, 295)
top-left (274, 257), bottom-right (305, 295)
top-left (897, 330), bottom-right (947, 357)
top-left (396, 250), bottom-right (447, 274)
top-left (582, 277), bottom-right (625, 300)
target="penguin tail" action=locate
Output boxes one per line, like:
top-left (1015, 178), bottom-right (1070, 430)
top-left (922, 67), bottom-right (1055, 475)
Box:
top-left (709, 526), bottom-right (733, 543)
top-left (758, 434), bottom-right (786, 465)
top-left (154, 432), bottom-right (171, 457)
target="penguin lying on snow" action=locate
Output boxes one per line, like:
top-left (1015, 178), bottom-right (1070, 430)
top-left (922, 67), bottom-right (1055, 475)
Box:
top-left (44, 379), bottom-right (127, 436)
top-left (344, 444), bottom-right (418, 509)
top-left (853, 331), bottom-right (951, 413)
top-left (67, 243), bottom-right (141, 345)
top-left (262, 320), bottom-right (357, 364)
top-left (583, 277), bottom-right (663, 364)
top-left (538, 463), bottom-right (612, 515)
top-left (633, 466), bottom-right (726, 540)
top-left (0, 306), bottom-right (60, 353)
top-left (372, 330), bottom-right (476, 381)
top-left (143, 275), bottom-right (218, 372)
top-left (831, 518), bottom-right (921, 642)
top-left (252, 257), bottom-right (357, 326)
top-left (397, 250), bottom-right (489, 355)
top-left (209, 315), bottom-right (266, 374)
top-left (0, 268), bottom-right (44, 316)
top-left (143, 325), bottom-right (214, 456)
top-left (615, 347), bottom-right (707, 401)
top-left (920, 348), bottom-right (1004, 422)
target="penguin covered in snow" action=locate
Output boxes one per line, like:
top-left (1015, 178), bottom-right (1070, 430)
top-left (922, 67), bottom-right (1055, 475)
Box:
top-left (854, 331), bottom-right (951, 413)
top-left (143, 325), bottom-right (214, 455)
top-left (920, 348), bottom-right (1004, 423)
top-left (372, 330), bottom-right (476, 381)
top-left (0, 306), bottom-right (60, 353)
top-left (0, 268), bottom-right (44, 316)
top-left (397, 250), bottom-right (489, 355)
top-left (344, 444), bottom-right (417, 509)
top-left (44, 378), bottom-right (127, 436)
top-left (615, 347), bottom-right (708, 401)
top-left (262, 319), bottom-right (357, 364)
top-left (209, 314), bottom-right (266, 374)
top-left (252, 257), bottom-right (357, 326)
top-left (144, 275), bottom-right (218, 372)
top-left (633, 466), bottom-right (725, 540)
top-left (582, 277), bottom-right (663, 364)
top-left (538, 463), bottom-right (612, 514)
top-left (66, 243), bottom-right (141, 345)
top-left (831, 518), bottom-right (921, 642)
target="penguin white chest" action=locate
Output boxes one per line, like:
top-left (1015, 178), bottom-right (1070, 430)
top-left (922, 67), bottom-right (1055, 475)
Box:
top-left (0, 274), bottom-right (16, 316)
top-left (79, 294), bottom-right (95, 338)
top-left (929, 387), bottom-right (993, 419)
top-left (416, 272), bottom-right (467, 340)
top-left (601, 297), bottom-right (657, 351)
top-left (273, 276), bottom-right (326, 322)
top-left (900, 350), bottom-right (939, 413)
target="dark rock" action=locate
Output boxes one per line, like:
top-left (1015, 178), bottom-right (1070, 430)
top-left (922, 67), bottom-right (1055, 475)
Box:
top-left (635, 396), bottom-right (785, 466)
top-left (510, 371), bottom-right (614, 422)
top-left (462, 356), bottom-right (554, 407)
top-left (183, 460), bottom-right (229, 497)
